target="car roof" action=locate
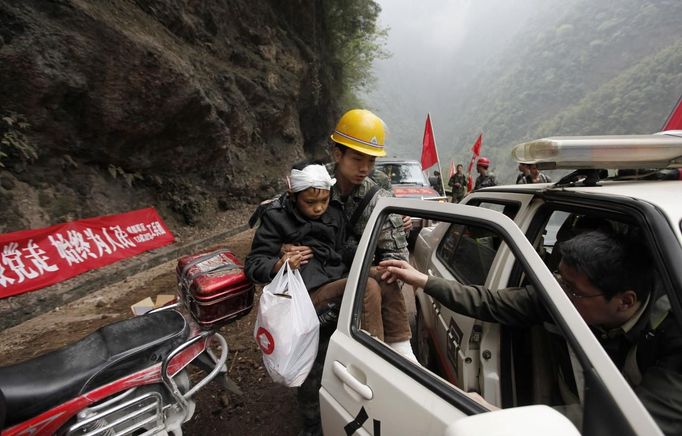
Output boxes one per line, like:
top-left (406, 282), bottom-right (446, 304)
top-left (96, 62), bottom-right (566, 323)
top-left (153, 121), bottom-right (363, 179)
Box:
top-left (476, 180), bottom-right (682, 222)
top-left (512, 131), bottom-right (682, 169)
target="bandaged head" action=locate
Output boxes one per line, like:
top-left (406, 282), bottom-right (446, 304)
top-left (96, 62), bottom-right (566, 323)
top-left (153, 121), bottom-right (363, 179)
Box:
top-left (289, 164), bottom-right (336, 193)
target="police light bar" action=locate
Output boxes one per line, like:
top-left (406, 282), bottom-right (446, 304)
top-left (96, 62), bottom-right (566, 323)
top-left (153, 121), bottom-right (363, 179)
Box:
top-left (511, 132), bottom-right (682, 169)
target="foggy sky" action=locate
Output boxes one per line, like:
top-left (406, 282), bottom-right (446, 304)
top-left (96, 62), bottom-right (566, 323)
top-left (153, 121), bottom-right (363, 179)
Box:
top-left (362, 0), bottom-right (561, 161)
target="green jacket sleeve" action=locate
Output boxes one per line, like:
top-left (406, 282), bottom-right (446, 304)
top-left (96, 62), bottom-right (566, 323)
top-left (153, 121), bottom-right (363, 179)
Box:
top-left (423, 276), bottom-right (549, 327)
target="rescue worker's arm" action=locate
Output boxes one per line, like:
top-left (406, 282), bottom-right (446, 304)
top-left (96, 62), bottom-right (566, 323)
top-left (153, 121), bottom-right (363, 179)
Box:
top-left (366, 189), bottom-right (409, 262)
top-left (423, 276), bottom-right (546, 327)
top-left (378, 259), bottom-right (547, 327)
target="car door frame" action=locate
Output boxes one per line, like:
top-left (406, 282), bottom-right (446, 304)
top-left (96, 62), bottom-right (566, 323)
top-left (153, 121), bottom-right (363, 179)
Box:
top-left (321, 197), bottom-right (661, 436)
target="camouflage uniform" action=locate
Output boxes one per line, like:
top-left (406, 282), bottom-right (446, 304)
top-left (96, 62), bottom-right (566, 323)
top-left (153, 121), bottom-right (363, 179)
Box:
top-left (448, 173), bottom-right (467, 203)
top-left (326, 163), bottom-right (409, 262)
top-left (370, 168), bottom-right (392, 191)
top-left (474, 173), bottom-right (497, 190)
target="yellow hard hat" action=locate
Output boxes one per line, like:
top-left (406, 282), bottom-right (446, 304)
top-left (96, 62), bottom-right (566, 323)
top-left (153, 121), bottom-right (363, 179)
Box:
top-left (330, 109), bottom-right (387, 157)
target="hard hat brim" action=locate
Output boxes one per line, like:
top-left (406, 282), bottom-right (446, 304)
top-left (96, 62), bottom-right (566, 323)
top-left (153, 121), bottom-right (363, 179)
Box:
top-left (330, 133), bottom-right (387, 157)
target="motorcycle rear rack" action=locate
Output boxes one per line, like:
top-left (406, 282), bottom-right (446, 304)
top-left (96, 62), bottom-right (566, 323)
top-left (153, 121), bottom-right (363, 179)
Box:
top-left (161, 330), bottom-right (228, 423)
top-left (66, 390), bottom-right (164, 435)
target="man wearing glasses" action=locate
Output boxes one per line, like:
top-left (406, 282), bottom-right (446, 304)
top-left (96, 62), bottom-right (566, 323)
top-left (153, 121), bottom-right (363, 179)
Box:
top-left (378, 230), bottom-right (682, 435)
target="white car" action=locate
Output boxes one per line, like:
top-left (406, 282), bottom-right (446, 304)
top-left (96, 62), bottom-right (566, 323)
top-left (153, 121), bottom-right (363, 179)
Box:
top-left (320, 132), bottom-right (682, 435)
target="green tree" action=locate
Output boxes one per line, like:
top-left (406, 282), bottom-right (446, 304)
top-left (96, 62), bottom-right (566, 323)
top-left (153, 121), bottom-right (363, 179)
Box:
top-left (323, 0), bottom-right (389, 108)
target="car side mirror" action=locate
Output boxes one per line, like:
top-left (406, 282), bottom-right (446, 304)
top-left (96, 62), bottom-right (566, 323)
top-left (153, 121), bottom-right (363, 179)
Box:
top-left (445, 405), bottom-right (579, 436)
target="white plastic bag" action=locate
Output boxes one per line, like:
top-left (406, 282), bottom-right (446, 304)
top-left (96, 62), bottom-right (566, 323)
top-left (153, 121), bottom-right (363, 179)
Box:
top-left (254, 261), bottom-right (319, 387)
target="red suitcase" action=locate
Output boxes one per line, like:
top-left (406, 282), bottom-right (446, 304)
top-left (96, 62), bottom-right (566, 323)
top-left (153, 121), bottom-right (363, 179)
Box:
top-left (176, 247), bottom-right (254, 329)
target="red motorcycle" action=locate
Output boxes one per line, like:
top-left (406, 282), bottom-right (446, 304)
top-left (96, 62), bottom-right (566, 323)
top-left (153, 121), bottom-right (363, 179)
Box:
top-left (0, 248), bottom-right (253, 436)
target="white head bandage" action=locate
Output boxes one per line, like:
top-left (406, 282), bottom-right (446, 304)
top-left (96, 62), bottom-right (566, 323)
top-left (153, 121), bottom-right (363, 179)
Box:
top-left (289, 164), bottom-right (336, 193)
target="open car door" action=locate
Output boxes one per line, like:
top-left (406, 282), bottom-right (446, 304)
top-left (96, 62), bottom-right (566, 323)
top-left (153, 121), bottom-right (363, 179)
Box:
top-left (320, 198), bottom-right (662, 436)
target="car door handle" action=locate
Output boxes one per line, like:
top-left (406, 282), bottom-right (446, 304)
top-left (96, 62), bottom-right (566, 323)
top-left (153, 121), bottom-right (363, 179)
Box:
top-left (332, 361), bottom-right (373, 400)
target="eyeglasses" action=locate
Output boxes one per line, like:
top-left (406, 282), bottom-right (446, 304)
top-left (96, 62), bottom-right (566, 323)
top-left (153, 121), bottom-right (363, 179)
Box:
top-left (552, 272), bottom-right (604, 300)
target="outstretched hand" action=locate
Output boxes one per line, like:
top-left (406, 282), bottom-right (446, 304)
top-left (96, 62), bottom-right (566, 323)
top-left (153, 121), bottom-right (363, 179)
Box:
top-left (377, 259), bottom-right (429, 289)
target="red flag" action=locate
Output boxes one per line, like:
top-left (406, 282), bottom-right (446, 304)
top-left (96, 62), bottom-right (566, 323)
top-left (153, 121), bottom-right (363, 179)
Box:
top-left (448, 161), bottom-right (456, 178)
top-left (421, 114), bottom-right (438, 170)
top-left (471, 133), bottom-right (482, 156)
top-left (467, 174), bottom-right (474, 191)
top-left (662, 95), bottom-right (682, 130)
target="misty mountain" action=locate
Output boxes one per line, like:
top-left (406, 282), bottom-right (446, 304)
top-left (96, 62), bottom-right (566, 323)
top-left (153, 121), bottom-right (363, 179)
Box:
top-left (365, 0), bottom-right (682, 182)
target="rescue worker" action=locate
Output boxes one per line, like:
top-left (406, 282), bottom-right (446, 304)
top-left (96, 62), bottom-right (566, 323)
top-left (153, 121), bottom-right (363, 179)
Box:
top-left (516, 162), bottom-right (531, 183)
top-left (379, 230), bottom-right (682, 435)
top-left (520, 164), bottom-right (552, 183)
top-left (474, 156), bottom-right (497, 190)
top-left (430, 171), bottom-right (444, 195)
top-left (448, 163), bottom-right (467, 202)
top-left (285, 109), bottom-right (415, 436)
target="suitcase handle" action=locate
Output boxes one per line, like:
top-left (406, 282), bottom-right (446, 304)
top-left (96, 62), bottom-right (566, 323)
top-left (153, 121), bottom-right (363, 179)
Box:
top-left (184, 262), bottom-right (242, 285)
top-left (179, 248), bottom-right (233, 279)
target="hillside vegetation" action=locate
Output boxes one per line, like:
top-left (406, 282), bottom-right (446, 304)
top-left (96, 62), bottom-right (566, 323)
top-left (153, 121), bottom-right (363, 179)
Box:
top-left (372, 0), bottom-right (682, 182)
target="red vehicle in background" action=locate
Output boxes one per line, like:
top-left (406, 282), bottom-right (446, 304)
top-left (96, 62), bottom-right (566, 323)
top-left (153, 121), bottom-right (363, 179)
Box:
top-left (374, 158), bottom-right (444, 246)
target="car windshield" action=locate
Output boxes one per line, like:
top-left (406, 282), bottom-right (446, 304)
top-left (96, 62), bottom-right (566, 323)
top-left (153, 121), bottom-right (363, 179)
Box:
top-left (376, 163), bottom-right (428, 186)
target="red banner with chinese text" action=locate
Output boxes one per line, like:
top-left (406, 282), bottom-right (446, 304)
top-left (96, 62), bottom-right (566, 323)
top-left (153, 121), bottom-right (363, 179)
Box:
top-left (0, 208), bottom-right (175, 298)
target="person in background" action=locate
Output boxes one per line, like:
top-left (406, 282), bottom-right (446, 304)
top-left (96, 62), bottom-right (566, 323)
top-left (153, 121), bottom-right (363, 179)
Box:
top-left (448, 163), bottom-right (467, 203)
top-left (283, 109), bottom-right (416, 436)
top-left (474, 156), bottom-right (497, 190)
top-left (378, 230), bottom-right (682, 435)
top-left (516, 163), bottom-right (531, 184)
top-left (520, 164), bottom-right (552, 183)
top-left (429, 170), bottom-right (444, 195)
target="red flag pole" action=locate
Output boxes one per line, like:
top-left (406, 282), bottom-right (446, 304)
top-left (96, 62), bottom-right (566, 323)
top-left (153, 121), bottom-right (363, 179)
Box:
top-left (466, 133), bottom-right (482, 192)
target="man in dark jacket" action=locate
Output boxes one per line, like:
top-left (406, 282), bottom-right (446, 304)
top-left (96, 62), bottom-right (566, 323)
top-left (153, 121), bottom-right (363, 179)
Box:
top-left (448, 164), bottom-right (467, 203)
top-left (474, 156), bottom-right (497, 190)
top-left (379, 230), bottom-right (682, 435)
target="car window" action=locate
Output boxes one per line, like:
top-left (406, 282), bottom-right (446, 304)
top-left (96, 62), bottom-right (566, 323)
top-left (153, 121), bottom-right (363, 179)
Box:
top-left (529, 209), bottom-right (623, 276)
top-left (376, 163), bottom-right (428, 186)
top-left (466, 199), bottom-right (521, 220)
top-left (436, 223), bottom-right (501, 284)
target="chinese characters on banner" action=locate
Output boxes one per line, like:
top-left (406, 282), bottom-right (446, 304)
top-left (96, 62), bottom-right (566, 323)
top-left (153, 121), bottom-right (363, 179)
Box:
top-left (0, 208), bottom-right (175, 298)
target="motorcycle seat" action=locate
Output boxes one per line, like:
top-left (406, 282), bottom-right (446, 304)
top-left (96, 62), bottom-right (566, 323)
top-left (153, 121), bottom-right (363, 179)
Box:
top-left (0, 309), bottom-right (189, 429)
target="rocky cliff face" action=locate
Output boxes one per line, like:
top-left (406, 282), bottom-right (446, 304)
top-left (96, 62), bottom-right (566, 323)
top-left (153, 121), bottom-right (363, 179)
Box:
top-left (0, 0), bottom-right (339, 231)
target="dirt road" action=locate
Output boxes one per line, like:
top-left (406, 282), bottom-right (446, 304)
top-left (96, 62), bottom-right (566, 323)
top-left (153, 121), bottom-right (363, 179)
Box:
top-left (0, 228), bottom-right (300, 435)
